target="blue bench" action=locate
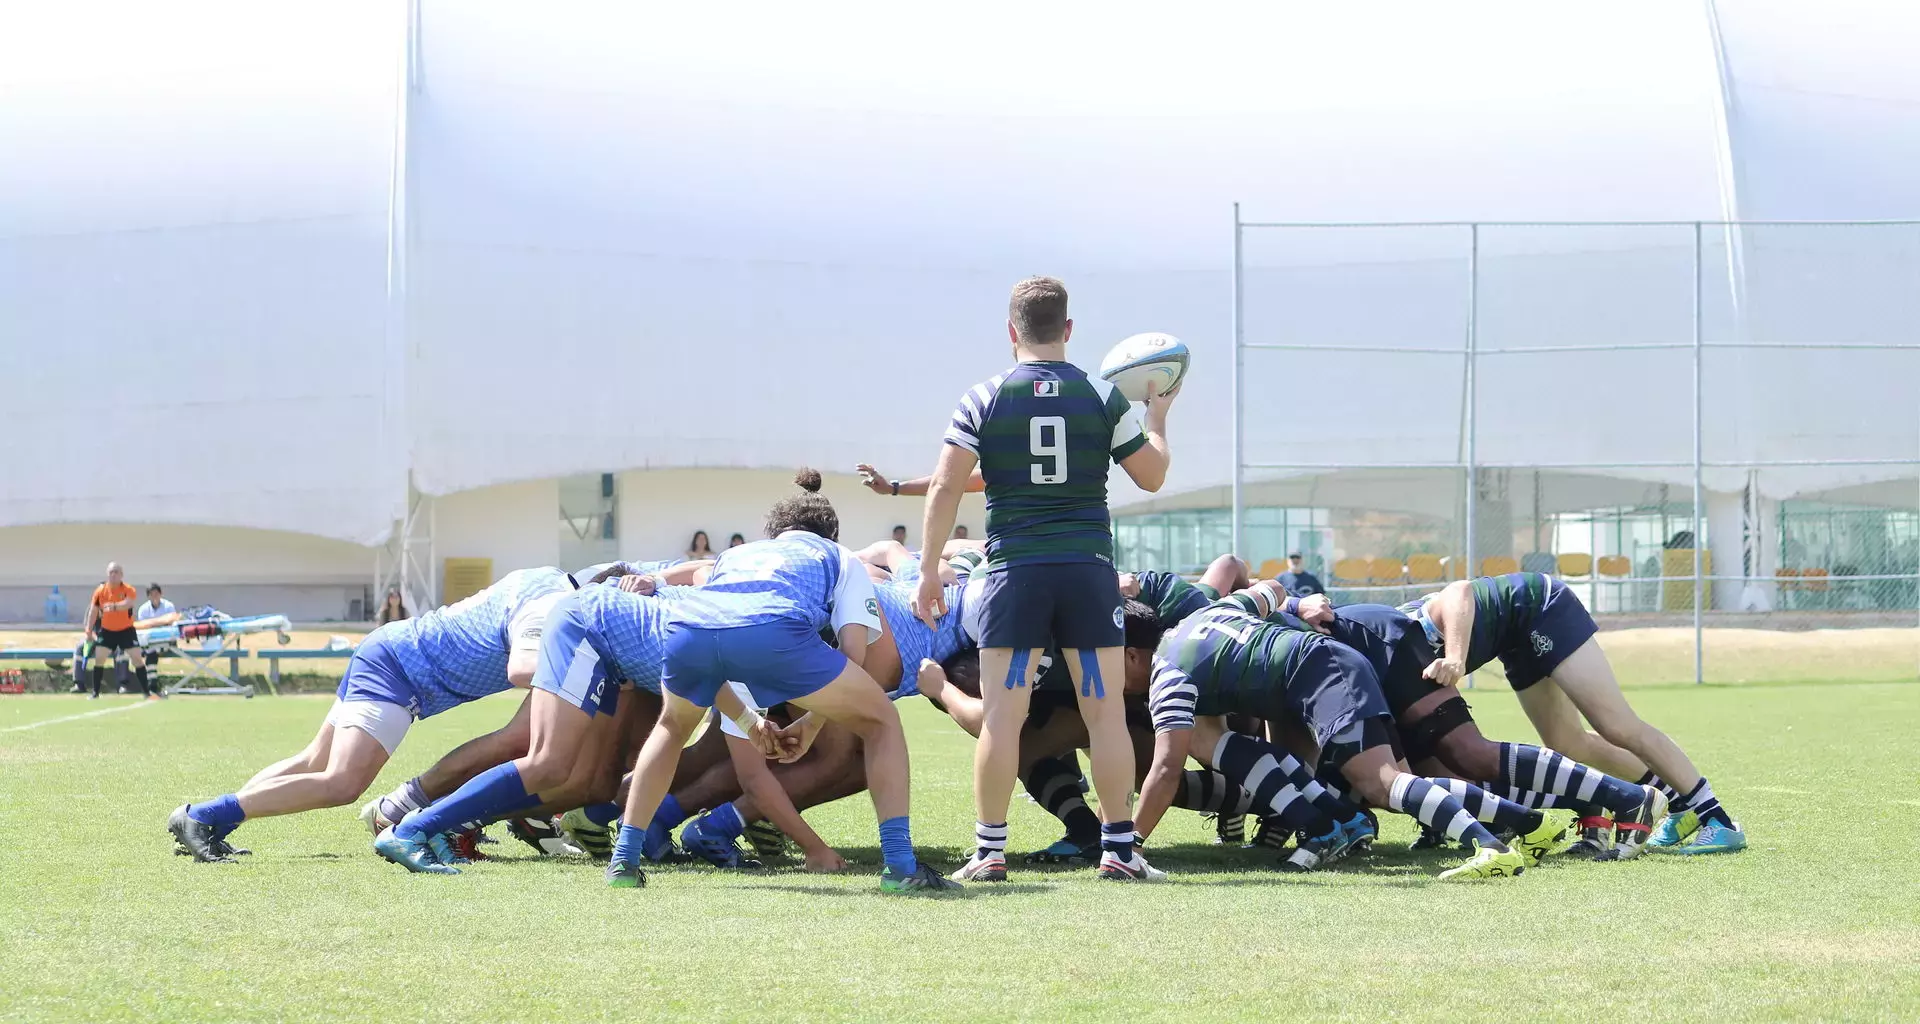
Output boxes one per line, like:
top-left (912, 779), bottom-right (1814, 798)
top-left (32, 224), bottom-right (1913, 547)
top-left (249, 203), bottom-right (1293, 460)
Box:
top-left (0, 648), bottom-right (77, 665)
top-left (256, 648), bottom-right (355, 691)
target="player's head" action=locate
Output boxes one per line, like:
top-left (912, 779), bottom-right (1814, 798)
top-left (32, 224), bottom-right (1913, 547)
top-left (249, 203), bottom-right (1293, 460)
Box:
top-left (765, 467), bottom-right (838, 541)
top-left (1119, 599), bottom-right (1163, 693)
top-left (106, 562), bottom-right (124, 585)
top-left (940, 648), bottom-right (981, 700)
top-left (1006, 276), bottom-right (1072, 350)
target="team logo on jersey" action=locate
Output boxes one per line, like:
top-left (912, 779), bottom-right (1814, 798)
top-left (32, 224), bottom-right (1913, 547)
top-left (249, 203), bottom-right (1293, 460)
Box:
top-left (1112, 605), bottom-right (1125, 628)
top-left (1530, 630), bottom-right (1553, 656)
top-left (1033, 380), bottom-right (1060, 398)
top-left (866, 597), bottom-right (879, 618)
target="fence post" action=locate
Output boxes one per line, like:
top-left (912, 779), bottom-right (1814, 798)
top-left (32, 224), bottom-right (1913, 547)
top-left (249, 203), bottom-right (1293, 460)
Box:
top-left (1692, 220), bottom-right (1705, 685)
top-left (1464, 223), bottom-right (1479, 688)
top-left (1231, 203), bottom-right (1245, 560)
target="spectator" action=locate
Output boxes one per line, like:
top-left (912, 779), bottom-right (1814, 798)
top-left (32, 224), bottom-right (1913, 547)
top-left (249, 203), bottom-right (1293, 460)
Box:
top-left (892, 524), bottom-right (908, 544)
top-left (728, 533), bottom-right (746, 548)
top-left (953, 524), bottom-right (969, 539)
top-left (137, 584), bottom-right (175, 622)
top-left (377, 586), bottom-right (410, 625)
top-left (1276, 552), bottom-right (1325, 597)
top-left (686, 530), bottom-right (716, 560)
top-left (84, 562), bottom-right (152, 698)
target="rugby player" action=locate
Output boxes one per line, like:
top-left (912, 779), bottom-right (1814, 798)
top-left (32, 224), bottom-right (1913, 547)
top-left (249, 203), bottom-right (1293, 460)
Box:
top-left (605, 481), bottom-right (959, 893)
top-left (1287, 598), bottom-right (1669, 860)
top-left (1406, 572), bottom-right (1747, 855)
top-left (168, 567), bottom-right (575, 862)
top-left (914, 275), bottom-right (1175, 883)
top-left (1131, 580), bottom-right (1551, 881)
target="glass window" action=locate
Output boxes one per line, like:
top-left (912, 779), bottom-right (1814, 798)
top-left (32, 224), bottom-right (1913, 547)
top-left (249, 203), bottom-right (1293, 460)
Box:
top-left (559, 473), bottom-right (618, 570)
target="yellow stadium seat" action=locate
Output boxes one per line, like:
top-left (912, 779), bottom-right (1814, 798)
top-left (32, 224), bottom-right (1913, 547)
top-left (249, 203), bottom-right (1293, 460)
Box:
top-left (1332, 558), bottom-right (1370, 585)
top-left (1256, 558), bottom-right (1287, 580)
top-left (1801, 567), bottom-right (1830, 592)
top-left (1406, 554), bottom-right (1445, 583)
top-left (1776, 567), bottom-right (1801, 592)
top-left (1367, 557), bottom-right (1404, 585)
top-left (1596, 555), bottom-right (1631, 578)
top-left (1438, 555), bottom-right (1466, 581)
top-left (1479, 555), bottom-right (1519, 577)
top-left (1557, 553), bottom-right (1593, 578)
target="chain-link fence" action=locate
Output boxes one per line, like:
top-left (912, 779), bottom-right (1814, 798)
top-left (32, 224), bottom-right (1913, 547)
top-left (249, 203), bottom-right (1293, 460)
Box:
top-left (1141, 215), bottom-right (1920, 684)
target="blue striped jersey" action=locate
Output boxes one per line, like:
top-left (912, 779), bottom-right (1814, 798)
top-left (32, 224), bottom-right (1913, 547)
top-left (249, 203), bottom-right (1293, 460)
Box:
top-left (568, 583), bottom-right (674, 694)
top-left (388, 567), bottom-right (574, 718)
top-left (668, 532), bottom-right (882, 635)
top-left (872, 577), bottom-right (968, 698)
top-left (944, 361), bottom-right (1147, 571)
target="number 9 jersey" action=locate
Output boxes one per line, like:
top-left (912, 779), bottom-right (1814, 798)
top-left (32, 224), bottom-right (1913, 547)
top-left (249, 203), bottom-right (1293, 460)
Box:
top-left (944, 360), bottom-right (1146, 572)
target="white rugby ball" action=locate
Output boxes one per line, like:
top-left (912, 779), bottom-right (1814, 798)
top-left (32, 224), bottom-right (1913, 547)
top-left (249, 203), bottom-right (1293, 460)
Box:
top-left (1099, 332), bottom-right (1190, 402)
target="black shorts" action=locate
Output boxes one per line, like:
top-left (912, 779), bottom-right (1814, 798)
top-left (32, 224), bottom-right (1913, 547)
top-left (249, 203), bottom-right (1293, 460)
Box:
top-left (94, 627), bottom-right (140, 653)
top-left (1499, 578), bottom-right (1599, 691)
top-left (1378, 634), bottom-right (1441, 717)
top-left (968, 562), bottom-right (1122, 652)
top-left (1285, 638), bottom-right (1392, 749)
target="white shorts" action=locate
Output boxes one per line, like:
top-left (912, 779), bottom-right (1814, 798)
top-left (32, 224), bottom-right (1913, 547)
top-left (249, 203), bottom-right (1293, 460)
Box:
top-left (324, 698), bottom-right (414, 756)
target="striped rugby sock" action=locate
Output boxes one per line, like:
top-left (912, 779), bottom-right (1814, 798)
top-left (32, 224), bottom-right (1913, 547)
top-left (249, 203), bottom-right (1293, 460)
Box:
top-left (1497, 742), bottom-right (1645, 817)
top-left (1389, 774), bottom-right (1503, 851)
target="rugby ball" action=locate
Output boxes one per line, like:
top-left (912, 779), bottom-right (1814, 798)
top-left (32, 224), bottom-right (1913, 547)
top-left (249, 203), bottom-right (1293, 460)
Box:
top-left (1099, 332), bottom-right (1190, 402)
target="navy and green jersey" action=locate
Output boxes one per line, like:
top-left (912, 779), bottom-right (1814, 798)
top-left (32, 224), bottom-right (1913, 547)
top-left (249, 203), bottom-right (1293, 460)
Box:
top-left (1133, 570), bottom-right (1216, 629)
top-left (945, 360), bottom-right (1147, 571)
top-left (1457, 572), bottom-right (1556, 672)
top-left (1147, 596), bottom-right (1316, 732)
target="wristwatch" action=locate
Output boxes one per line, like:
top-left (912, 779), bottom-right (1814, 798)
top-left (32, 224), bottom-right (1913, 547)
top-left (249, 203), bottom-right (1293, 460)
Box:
top-left (890, 480), bottom-right (900, 496)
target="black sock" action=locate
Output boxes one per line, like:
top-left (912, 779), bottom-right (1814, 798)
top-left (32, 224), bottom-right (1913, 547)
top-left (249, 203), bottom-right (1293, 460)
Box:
top-left (135, 667), bottom-right (152, 696)
top-left (1023, 756), bottom-right (1100, 846)
top-left (90, 666), bottom-right (103, 696)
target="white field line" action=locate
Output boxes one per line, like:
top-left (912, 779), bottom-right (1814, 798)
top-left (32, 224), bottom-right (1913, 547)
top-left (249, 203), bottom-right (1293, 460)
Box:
top-left (0, 700), bottom-right (155, 734)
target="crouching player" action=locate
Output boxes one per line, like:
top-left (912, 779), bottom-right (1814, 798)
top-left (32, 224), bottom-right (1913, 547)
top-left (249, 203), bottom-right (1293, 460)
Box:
top-left (1131, 580), bottom-right (1552, 881)
top-left (607, 501), bottom-right (959, 892)
top-left (168, 567), bottom-right (574, 862)
top-left (1409, 572), bottom-right (1746, 855)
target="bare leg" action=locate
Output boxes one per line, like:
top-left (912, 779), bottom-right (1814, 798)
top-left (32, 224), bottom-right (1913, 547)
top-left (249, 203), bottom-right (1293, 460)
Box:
top-left (1515, 665), bottom-right (1650, 781)
top-left (241, 725), bottom-right (333, 790)
top-left (236, 726), bottom-right (390, 818)
top-left (418, 692), bottom-right (535, 800)
top-left (787, 661), bottom-right (912, 824)
top-left (973, 648), bottom-right (1040, 828)
top-left (1541, 639), bottom-right (1700, 791)
top-left (1064, 647), bottom-right (1136, 837)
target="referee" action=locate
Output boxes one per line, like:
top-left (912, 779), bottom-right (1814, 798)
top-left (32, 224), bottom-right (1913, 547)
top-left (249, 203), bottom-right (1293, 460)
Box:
top-left (84, 562), bottom-right (152, 699)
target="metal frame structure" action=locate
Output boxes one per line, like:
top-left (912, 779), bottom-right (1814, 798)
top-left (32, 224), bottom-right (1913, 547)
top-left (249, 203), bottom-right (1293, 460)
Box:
top-left (1229, 212), bottom-right (1920, 683)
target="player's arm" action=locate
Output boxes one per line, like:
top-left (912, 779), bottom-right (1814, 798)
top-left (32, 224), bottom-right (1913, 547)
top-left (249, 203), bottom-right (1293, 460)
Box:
top-left (916, 660), bottom-right (985, 737)
top-left (1422, 580), bottom-right (1476, 686)
top-left (722, 728), bottom-right (837, 861)
top-left (1115, 387), bottom-right (1176, 493)
top-left (829, 547), bottom-right (883, 672)
top-left (858, 462), bottom-right (984, 496)
top-left (1135, 726), bottom-right (1193, 842)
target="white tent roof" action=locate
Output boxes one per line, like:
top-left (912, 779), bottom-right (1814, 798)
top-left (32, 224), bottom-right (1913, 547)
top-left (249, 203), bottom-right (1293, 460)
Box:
top-left (2, 1), bottom-right (1914, 544)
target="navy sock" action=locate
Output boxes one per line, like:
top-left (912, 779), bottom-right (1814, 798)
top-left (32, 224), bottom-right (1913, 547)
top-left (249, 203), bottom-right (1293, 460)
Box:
top-left (1309, 765), bottom-right (1365, 821)
top-left (188, 794), bottom-right (246, 829)
top-left (704, 802), bottom-right (746, 840)
top-left (398, 763), bottom-right (539, 839)
top-left (583, 802), bottom-right (621, 827)
top-left (879, 816), bottom-right (917, 875)
top-left (1497, 742), bottom-right (1644, 817)
top-left (1100, 820), bottom-right (1136, 860)
top-left (1437, 778), bottom-right (1543, 834)
top-left (1211, 733), bottom-right (1331, 834)
top-left (1389, 774), bottom-right (1503, 851)
top-left (1680, 776), bottom-right (1731, 827)
top-left (1494, 783), bottom-right (1605, 819)
top-left (611, 823), bottom-right (648, 866)
top-left (1639, 770), bottom-right (1684, 807)
top-left (1173, 769), bottom-right (1256, 817)
top-left (1024, 756), bottom-right (1100, 845)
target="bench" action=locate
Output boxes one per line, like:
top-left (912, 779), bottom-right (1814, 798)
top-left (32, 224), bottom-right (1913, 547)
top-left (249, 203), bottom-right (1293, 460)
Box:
top-left (256, 648), bottom-right (355, 692)
top-left (0, 646), bottom-right (248, 690)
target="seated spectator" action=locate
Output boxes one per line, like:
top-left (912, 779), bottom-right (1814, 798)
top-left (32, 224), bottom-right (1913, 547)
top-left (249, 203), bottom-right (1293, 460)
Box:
top-left (1276, 552), bottom-right (1325, 597)
top-left (728, 533), bottom-right (746, 548)
top-left (686, 530), bottom-right (716, 561)
top-left (377, 586), bottom-right (409, 625)
top-left (892, 524), bottom-right (908, 544)
top-left (137, 584), bottom-right (176, 622)
top-left (953, 524), bottom-right (969, 540)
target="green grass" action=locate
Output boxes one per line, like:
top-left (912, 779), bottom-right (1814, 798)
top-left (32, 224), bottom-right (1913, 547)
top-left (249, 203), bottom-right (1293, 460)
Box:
top-left (2, 683), bottom-right (1917, 1023)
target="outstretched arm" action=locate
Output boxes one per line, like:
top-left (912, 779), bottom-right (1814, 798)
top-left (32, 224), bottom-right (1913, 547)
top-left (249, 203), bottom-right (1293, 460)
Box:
top-left (858, 462), bottom-right (984, 497)
top-left (1134, 727), bottom-right (1194, 841)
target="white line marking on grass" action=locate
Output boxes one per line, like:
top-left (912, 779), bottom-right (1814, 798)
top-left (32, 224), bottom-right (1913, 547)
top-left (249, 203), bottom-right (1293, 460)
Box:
top-left (1748, 786), bottom-right (1811, 796)
top-left (0, 700), bottom-right (154, 734)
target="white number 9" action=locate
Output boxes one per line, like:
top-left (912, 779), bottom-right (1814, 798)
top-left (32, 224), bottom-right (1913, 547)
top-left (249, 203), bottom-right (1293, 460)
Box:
top-left (1030, 416), bottom-right (1067, 485)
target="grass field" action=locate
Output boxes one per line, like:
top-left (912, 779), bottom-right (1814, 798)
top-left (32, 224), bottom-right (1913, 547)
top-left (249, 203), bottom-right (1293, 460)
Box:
top-left (3, 681), bottom-right (1918, 1023)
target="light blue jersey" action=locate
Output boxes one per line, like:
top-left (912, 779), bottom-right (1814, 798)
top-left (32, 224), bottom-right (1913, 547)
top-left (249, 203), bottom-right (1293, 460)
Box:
top-left (573, 558), bottom-right (685, 583)
top-left (669, 532), bottom-right (878, 634)
top-left (386, 567), bottom-right (574, 718)
top-left (570, 583), bottom-right (674, 694)
top-left (873, 578), bottom-right (969, 698)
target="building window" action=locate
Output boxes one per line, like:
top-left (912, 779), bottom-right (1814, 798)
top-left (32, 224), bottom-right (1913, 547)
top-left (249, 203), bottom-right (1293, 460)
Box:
top-left (559, 473), bottom-right (618, 570)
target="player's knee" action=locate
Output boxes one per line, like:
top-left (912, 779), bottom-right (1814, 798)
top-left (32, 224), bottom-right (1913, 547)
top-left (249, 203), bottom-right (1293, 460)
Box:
top-left (1436, 732), bottom-right (1500, 781)
top-left (517, 756), bottom-right (573, 795)
top-left (1590, 712), bottom-right (1650, 751)
top-left (1348, 773), bottom-right (1393, 808)
top-left (316, 771), bottom-right (373, 807)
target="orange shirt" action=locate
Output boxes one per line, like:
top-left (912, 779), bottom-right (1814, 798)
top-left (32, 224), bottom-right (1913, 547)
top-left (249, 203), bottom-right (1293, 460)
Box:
top-left (92, 582), bottom-right (137, 631)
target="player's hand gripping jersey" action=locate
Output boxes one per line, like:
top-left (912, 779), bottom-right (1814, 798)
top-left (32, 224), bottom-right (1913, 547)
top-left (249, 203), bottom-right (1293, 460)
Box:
top-left (872, 577), bottom-right (968, 698)
top-left (945, 362), bottom-right (1146, 571)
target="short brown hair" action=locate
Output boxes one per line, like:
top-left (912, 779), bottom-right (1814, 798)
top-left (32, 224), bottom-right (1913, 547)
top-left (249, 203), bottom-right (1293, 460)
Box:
top-left (1008, 276), bottom-right (1070, 346)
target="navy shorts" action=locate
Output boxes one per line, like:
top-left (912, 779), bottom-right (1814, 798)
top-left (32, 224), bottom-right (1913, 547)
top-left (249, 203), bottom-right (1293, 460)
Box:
top-left (1284, 637), bottom-right (1392, 749)
top-left (661, 619), bottom-right (848, 708)
top-left (1499, 578), bottom-right (1598, 692)
top-left (970, 562), bottom-right (1123, 652)
top-left (334, 630), bottom-right (422, 716)
top-left (531, 600), bottom-right (620, 718)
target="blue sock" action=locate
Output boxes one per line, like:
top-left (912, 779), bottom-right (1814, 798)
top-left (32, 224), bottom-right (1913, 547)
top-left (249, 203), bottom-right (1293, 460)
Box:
top-left (878, 816), bottom-right (917, 875)
top-left (705, 802), bottom-right (745, 840)
top-left (583, 802), bottom-right (621, 827)
top-left (1100, 820), bottom-right (1136, 860)
top-left (398, 764), bottom-right (539, 839)
top-left (611, 823), bottom-right (648, 866)
top-left (188, 794), bottom-right (246, 830)
top-left (1497, 742), bottom-right (1644, 817)
top-left (642, 793), bottom-right (688, 860)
